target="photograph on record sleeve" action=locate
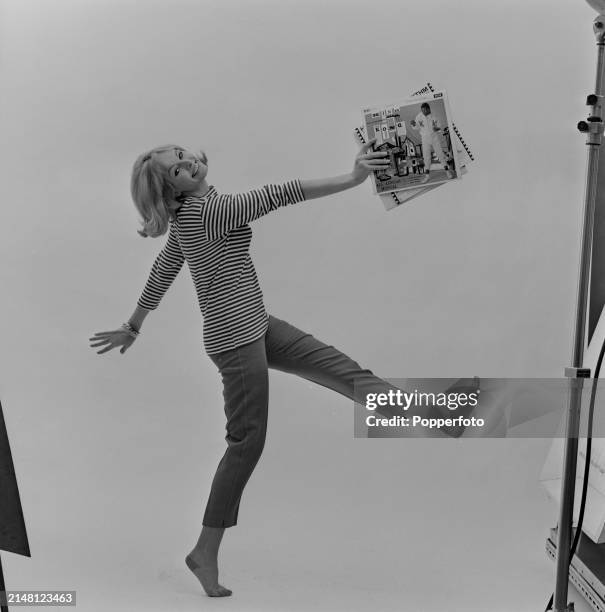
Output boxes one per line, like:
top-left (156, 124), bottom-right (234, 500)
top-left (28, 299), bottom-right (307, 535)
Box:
top-left (362, 91), bottom-right (462, 195)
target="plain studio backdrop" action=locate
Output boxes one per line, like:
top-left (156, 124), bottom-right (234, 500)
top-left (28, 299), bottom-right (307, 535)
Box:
top-left (0, 0), bottom-right (599, 610)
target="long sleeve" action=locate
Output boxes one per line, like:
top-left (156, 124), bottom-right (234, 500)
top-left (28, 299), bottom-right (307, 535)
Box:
top-left (137, 223), bottom-right (185, 311)
top-left (201, 179), bottom-right (305, 241)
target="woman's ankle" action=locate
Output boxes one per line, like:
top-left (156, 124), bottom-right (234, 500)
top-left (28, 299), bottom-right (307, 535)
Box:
top-left (193, 525), bottom-right (226, 556)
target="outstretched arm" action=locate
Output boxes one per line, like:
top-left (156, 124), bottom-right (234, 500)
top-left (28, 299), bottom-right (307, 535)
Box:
top-left (299, 173), bottom-right (361, 200)
top-left (89, 224), bottom-right (185, 355)
top-left (201, 139), bottom-right (389, 240)
top-left (202, 180), bottom-right (306, 240)
top-left (301, 137), bottom-right (390, 199)
top-left (136, 223), bottom-right (185, 312)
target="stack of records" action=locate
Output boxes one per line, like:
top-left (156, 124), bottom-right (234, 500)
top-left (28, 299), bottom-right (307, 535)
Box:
top-left (354, 82), bottom-right (475, 211)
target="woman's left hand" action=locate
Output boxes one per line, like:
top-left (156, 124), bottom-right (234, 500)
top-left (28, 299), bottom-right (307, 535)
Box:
top-left (352, 138), bottom-right (390, 183)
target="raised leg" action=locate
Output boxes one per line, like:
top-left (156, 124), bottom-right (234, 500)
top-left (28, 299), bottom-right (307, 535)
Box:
top-left (264, 315), bottom-right (481, 437)
top-left (265, 315), bottom-right (404, 412)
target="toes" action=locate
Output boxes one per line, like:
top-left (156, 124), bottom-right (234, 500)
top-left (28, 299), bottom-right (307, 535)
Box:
top-left (217, 584), bottom-right (232, 596)
top-left (208, 586), bottom-right (232, 597)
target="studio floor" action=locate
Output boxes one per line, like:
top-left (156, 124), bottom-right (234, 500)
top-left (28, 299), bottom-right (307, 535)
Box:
top-left (4, 405), bottom-right (591, 612)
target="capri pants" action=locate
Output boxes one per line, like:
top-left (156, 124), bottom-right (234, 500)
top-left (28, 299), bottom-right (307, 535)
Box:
top-left (202, 313), bottom-right (407, 528)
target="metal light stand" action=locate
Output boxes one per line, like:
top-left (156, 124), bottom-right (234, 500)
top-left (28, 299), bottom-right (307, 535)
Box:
top-left (552, 10), bottom-right (605, 611)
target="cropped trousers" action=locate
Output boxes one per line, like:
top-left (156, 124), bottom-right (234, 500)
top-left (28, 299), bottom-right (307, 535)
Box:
top-left (202, 314), bottom-right (404, 528)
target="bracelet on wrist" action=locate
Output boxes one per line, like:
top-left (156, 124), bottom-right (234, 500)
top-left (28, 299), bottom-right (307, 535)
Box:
top-left (121, 323), bottom-right (140, 339)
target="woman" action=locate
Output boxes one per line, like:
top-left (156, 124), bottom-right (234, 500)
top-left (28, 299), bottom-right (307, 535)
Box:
top-left (89, 139), bottom-right (467, 597)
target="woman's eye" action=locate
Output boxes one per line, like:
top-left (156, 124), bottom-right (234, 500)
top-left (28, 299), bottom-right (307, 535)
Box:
top-left (178, 151), bottom-right (183, 159)
top-left (175, 168), bottom-right (180, 176)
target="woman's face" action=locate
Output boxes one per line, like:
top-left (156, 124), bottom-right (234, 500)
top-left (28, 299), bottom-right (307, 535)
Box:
top-left (155, 146), bottom-right (208, 196)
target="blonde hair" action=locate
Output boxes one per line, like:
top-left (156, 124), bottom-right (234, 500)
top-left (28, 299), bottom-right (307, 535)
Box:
top-left (130, 144), bottom-right (183, 238)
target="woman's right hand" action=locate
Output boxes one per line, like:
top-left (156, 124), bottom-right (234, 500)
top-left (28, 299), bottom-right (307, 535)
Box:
top-left (89, 327), bottom-right (137, 355)
top-left (351, 138), bottom-right (390, 184)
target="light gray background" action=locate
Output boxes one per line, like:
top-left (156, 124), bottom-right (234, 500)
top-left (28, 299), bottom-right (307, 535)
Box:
top-left (0, 0), bottom-right (597, 610)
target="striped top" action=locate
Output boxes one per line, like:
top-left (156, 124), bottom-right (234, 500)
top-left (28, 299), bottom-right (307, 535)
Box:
top-left (137, 179), bottom-right (306, 354)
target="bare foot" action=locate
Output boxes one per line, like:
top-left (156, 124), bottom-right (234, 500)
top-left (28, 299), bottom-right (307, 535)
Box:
top-left (185, 551), bottom-right (232, 597)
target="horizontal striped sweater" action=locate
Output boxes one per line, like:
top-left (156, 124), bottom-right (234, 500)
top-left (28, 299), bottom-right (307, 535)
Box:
top-left (137, 179), bottom-right (306, 354)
